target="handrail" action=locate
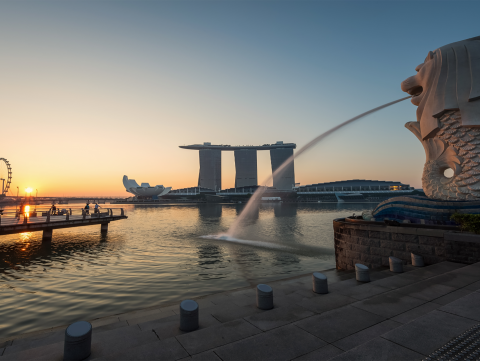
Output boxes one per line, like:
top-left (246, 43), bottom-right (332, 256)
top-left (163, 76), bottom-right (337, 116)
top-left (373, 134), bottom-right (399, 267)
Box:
top-left (0, 207), bottom-right (126, 226)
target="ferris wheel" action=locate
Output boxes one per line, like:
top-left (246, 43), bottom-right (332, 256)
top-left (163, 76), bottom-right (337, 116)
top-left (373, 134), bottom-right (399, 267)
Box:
top-left (0, 158), bottom-right (12, 196)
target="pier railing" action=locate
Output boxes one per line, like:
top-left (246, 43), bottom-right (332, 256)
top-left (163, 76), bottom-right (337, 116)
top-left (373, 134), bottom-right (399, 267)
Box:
top-left (0, 207), bottom-right (126, 226)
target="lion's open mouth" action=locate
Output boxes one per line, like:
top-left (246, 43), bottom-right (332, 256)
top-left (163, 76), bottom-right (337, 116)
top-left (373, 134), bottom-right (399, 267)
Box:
top-left (408, 86), bottom-right (423, 97)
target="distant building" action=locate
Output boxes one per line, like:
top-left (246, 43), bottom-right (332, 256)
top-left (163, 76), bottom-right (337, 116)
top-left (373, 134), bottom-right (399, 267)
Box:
top-left (295, 179), bottom-right (415, 202)
top-left (123, 175), bottom-right (171, 198)
top-left (198, 148), bottom-right (222, 191)
top-left (270, 144), bottom-right (295, 190)
top-left (179, 141), bottom-right (296, 191)
top-left (234, 149), bottom-right (257, 188)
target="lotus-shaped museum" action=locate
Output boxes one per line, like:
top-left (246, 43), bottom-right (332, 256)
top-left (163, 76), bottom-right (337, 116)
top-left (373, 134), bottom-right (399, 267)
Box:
top-left (123, 175), bottom-right (171, 197)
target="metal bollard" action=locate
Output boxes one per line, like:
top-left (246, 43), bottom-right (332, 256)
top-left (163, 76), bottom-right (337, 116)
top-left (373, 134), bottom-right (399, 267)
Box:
top-left (355, 263), bottom-right (370, 282)
top-left (64, 321), bottom-right (92, 361)
top-left (256, 284), bottom-right (273, 310)
top-left (46, 211), bottom-right (51, 223)
top-left (411, 253), bottom-right (425, 267)
top-left (66, 213), bottom-right (70, 221)
top-left (389, 256), bottom-right (403, 273)
top-left (179, 300), bottom-right (199, 332)
top-left (312, 272), bottom-right (328, 294)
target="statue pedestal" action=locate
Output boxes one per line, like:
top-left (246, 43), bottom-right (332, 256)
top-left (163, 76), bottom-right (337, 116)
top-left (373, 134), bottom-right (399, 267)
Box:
top-left (333, 217), bottom-right (480, 270)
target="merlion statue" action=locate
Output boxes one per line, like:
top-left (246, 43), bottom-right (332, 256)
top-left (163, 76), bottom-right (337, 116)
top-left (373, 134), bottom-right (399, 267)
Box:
top-left (402, 36), bottom-right (480, 200)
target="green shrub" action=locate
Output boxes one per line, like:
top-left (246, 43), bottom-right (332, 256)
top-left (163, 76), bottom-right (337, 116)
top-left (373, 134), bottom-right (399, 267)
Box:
top-left (450, 213), bottom-right (480, 234)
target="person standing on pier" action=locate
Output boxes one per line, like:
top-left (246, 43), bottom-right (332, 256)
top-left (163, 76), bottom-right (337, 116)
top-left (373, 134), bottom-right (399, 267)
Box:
top-left (51, 203), bottom-right (57, 215)
top-left (84, 202), bottom-right (90, 215)
top-left (94, 203), bottom-right (100, 214)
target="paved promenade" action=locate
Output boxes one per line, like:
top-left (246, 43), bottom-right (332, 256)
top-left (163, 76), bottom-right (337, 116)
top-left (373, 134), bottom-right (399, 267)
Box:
top-left (1, 261), bottom-right (480, 360)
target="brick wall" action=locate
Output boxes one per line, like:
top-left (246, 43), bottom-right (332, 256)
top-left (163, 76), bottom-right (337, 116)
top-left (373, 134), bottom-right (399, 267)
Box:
top-left (333, 218), bottom-right (480, 270)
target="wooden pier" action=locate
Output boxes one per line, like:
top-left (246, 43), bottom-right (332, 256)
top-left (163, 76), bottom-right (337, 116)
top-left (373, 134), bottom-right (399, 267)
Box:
top-left (0, 208), bottom-right (127, 241)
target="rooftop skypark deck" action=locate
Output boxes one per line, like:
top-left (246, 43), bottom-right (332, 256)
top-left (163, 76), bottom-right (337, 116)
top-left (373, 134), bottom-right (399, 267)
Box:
top-left (179, 141), bottom-right (296, 151)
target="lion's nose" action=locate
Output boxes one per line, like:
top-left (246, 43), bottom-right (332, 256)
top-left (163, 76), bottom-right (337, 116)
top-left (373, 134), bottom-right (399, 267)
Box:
top-left (401, 75), bottom-right (420, 93)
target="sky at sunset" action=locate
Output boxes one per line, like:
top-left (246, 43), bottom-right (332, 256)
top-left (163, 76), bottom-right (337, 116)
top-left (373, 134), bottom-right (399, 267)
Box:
top-left (1, 1), bottom-right (479, 197)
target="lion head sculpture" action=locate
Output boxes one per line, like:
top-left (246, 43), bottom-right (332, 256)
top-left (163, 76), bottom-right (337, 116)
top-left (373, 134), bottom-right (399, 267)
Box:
top-left (401, 36), bottom-right (480, 200)
top-left (402, 36), bottom-right (480, 140)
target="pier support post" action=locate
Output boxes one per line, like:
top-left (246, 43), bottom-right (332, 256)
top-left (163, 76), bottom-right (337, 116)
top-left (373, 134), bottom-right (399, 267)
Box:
top-left (101, 223), bottom-right (108, 233)
top-left (43, 229), bottom-right (53, 242)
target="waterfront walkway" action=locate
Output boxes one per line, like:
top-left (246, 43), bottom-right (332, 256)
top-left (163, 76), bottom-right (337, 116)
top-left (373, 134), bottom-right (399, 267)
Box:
top-left (0, 209), bottom-right (127, 239)
top-left (1, 261), bottom-right (480, 360)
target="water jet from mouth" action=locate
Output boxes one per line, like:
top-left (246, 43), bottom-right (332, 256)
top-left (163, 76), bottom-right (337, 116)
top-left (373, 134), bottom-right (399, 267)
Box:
top-left (203, 95), bottom-right (412, 249)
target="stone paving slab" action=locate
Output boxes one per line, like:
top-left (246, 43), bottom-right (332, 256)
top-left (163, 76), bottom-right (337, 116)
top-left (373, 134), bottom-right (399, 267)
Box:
top-left (243, 304), bottom-right (314, 331)
top-left (392, 281), bottom-right (457, 301)
top-left (213, 324), bottom-right (326, 361)
top-left (206, 303), bottom-right (262, 323)
top-left (439, 292), bottom-right (480, 321)
top-left (149, 313), bottom-right (221, 340)
top-left (463, 280), bottom-right (480, 291)
top-left (1, 340), bottom-right (63, 361)
top-left (295, 306), bottom-right (386, 343)
top-left (431, 288), bottom-right (473, 305)
top-left (351, 292), bottom-right (427, 318)
top-left (330, 282), bottom-right (391, 301)
top-left (296, 293), bottom-right (357, 314)
top-left (332, 320), bottom-right (401, 351)
top-left (92, 320), bottom-right (129, 333)
top-left (90, 315), bottom-right (122, 328)
top-left (179, 350), bottom-right (223, 360)
top-left (369, 272), bottom-right (424, 289)
top-left (118, 307), bottom-right (176, 322)
top-left (87, 325), bottom-right (159, 359)
top-left (390, 302), bottom-right (441, 324)
top-left (123, 310), bottom-right (176, 326)
top-left (427, 272), bottom-right (480, 289)
top-left (292, 344), bottom-right (344, 361)
top-left (382, 310), bottom-right (478, 355)
top-left (176, 319), bottom-right (261, 355)
top-left (2, 330), bottom-right (64, 355)
top-left (330, 337), bottom-right (423, 361)
top-left (90, 336), bottom-right (188, 361)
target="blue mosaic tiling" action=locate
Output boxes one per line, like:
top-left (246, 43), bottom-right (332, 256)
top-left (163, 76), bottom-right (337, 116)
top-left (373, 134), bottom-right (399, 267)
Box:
top-left (372, 196), bottom-right (480, 225)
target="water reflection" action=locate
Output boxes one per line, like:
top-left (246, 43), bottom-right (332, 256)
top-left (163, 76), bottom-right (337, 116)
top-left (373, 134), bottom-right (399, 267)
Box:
top-left (198, 204), bottom-right (222, 219)
top-left (273, 203), bottom-right (298, 217)
top-left (0, 233), bottom-right (124, 276)
top-left (0, 202), bottom-right (376, 338)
